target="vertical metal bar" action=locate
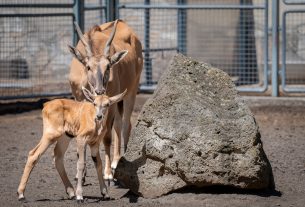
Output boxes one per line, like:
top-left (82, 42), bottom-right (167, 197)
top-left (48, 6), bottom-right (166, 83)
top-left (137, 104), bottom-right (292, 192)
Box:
top-left (281, 12), bottom-right (287, 91)
top-left (144, 0), bottom-right (153, 86)
top-left (115, 0), bottom-right (120, 19)
top-left (272, 0), bottom-right (279, 97)
top-left (263, 0), bottom-right (269, 91)
top-left (177, 0), bottom-right (187, 55)
top-left (236, 0), bottom-right (258, 86)
top-left (99, 0), bottom-right (104, 23)
top-left (106, 0), bottom-right (117, 22)
top-left (73, 0), bottom-right (84, 45)
top-left (237, 0), bottom-right (246, 86)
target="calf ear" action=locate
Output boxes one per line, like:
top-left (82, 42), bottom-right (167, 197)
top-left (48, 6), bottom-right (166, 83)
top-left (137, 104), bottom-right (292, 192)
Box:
top-left (68, 45), bottom-right (86, 65)
top-left (110, 50), bottom-right (128, 66)
top-left (109, 89), bottom-right (127, 105)
top-left (82, 86), bottom-right (94, 103)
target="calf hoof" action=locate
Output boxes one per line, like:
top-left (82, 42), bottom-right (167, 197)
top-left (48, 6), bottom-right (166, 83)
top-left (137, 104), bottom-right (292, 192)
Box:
top-left (18, 196), bottom-right (26, 202)
top-left (66, 188), bottom-right (76, 200)
top-left (17, 192), bottom-right (25, 201)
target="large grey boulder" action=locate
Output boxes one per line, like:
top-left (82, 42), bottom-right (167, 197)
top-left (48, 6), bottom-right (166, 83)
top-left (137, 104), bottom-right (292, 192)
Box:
top-left (115, 54), bottom-right (274, 198)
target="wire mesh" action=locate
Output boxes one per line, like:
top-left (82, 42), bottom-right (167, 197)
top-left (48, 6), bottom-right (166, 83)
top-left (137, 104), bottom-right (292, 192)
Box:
top-left (84, 0), bottom-right (106, 31)
top-left (118, 0), bottom-right (268, 89)
top-left (119, 0), bottom-right (179, 88)
top-left (281, 8), bottom-right (305, 91)
top-left (0, 15), bottom-right (74, 98)
top-left (0, 0), bottom-right (107, 99)
top-left (0, 1), bottom-right (75, 99)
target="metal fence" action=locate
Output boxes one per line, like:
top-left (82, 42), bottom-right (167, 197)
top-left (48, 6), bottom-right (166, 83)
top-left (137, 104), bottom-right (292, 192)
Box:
top-left (0, 0), bottom-right (305, 99)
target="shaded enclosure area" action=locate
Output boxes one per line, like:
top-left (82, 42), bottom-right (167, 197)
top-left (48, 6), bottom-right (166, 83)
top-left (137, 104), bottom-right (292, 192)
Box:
top-left (0, 95), bottom-right (304, 207)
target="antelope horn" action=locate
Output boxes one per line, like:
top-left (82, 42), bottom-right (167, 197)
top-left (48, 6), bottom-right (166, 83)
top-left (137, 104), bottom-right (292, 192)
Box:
top-left (74, 21), bottom-right (92, 57)
top-left (104, 19), bottom-right (119, 57)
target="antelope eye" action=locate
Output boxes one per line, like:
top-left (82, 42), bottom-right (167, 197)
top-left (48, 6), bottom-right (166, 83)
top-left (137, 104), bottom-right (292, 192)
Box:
top-left (86, 65), bottom-right (90, 71)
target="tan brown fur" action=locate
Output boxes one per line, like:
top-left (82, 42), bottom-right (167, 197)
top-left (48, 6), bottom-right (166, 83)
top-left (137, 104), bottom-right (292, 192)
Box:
top-left (17, 89), bottom-right (126, 202)
top-left (68, 20), bottom-right (143, 179)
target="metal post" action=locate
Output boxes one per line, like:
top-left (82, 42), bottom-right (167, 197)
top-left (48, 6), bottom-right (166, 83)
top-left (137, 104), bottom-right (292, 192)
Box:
top-left (106, 0), bottom-right (118, 22)
top-left (73, 0), bottom-right (84, 45)
top-left (116, 0), bottom-right (120, 19)
top-left (177, 0), bottom-right (187, 55)
top-left (99, 0), bottom-right (104, 22)
top-left (236, 0), bottom-right (258, 86)
top-left (144, 0), bottom-right (153, 86)
top-left (272, 0), bottom-right (279, 96)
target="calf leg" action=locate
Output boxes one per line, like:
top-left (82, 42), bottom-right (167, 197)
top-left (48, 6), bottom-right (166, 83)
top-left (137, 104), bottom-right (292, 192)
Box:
top-left (75, 146), bottom-right (87, 185)
top-left (17, 135), bottom-right (54, 200)
top-left (54, 136), bottom-right (75, 199)
top-left (75, 138), bottom-right (86, 202)
top-left (90, 144), bottom-right (109, 199)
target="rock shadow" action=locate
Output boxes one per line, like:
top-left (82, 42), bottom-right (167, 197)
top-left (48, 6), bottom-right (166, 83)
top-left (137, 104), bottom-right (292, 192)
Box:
top-left (171, 185), bottom-right (281, 197)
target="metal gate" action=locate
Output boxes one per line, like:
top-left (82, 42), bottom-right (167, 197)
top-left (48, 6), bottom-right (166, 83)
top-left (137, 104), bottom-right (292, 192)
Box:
top-left (0, 0), bottom-right (305, 100)
top-left (281, 0), bottom-right (305, 93)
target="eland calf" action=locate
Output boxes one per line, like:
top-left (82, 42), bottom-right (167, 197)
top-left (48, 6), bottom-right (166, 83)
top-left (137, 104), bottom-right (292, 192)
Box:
top-left (17, 86), bottom-right (127, 202)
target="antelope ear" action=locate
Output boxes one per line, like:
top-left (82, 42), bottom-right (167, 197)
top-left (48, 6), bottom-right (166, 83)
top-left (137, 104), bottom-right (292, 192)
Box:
top-left (68, 45), bottom-right (86, 65)
top-left (109, 89), bottom-right (127, 105)
top-left (110, 50), bottom-right (128, 65)
top-left (82, 86), bottom-right (95, 103)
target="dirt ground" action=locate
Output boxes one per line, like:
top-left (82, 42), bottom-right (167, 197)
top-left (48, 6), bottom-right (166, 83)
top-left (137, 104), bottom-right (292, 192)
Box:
top-left (0, 95), bottom-right (304, 207)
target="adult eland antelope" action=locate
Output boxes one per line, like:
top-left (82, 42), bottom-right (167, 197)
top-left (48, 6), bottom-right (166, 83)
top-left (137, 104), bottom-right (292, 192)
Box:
top-left (68, 19), bottom-right (143, 181)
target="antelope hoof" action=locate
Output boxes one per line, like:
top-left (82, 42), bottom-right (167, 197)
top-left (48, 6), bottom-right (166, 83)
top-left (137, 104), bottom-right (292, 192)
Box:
top-left (104, 179), bottom-right (111, 187)
top-left (110, 160), bottom-right (119, 170)
top-left (103, 173), bottom-right (113, 180)
top-left (102, 189), bottom-right (110, 200)
top-left (111, 168), bottom-right (116, 177)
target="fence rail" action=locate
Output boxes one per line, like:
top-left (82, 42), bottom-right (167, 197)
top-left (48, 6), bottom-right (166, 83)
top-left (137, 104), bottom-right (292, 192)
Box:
top-left (0, 0), bottom-right (305, 100)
